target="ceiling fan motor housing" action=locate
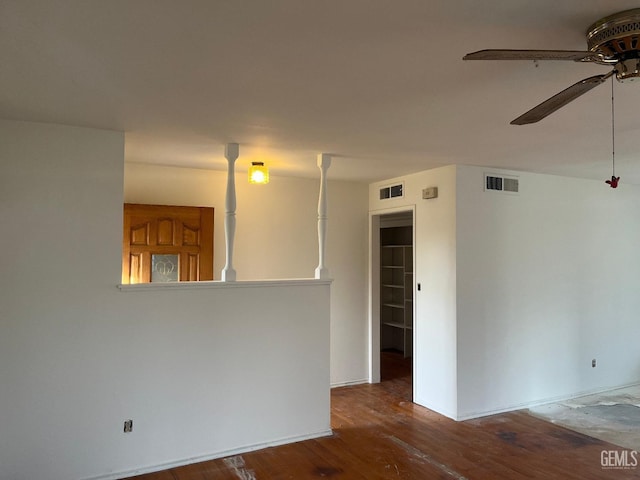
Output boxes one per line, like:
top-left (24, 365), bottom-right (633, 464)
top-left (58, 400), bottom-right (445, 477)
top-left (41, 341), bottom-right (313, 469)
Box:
top-left (587, 8), bottom-right (640, 81)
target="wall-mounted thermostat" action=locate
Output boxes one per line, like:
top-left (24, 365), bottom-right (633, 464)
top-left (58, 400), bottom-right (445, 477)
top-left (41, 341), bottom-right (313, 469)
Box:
top-left (422, 187), bottom-right (438, 199)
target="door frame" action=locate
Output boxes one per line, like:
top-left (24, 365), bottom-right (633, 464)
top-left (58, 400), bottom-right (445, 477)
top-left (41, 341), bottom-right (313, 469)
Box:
top-left (368, 206), bottom-right (416, 391)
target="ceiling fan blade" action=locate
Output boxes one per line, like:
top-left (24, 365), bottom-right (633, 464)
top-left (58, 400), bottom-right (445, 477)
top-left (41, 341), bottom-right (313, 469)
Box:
top-left (511, 71), bottom-right (614, 125)
top-left (463, 49), bottom-right (596, 61)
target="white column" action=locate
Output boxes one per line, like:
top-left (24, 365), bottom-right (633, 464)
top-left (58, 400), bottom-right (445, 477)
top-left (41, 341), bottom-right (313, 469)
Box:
top-left (315, 153), bottom-right (331, 279)
top-left (221, 143), bottom-right (239, 281)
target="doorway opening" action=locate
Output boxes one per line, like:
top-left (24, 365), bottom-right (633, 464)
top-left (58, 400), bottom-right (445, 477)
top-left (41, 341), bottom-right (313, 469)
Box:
top-left (370, 209), bottom-right (415, 400)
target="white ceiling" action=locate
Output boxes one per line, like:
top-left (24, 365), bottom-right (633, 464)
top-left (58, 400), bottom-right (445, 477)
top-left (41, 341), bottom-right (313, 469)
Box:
top-left (2, 0), bottom-right (640, 183)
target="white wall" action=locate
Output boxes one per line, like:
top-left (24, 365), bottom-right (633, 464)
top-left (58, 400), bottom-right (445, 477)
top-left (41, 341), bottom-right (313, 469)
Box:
top-left (125, 163), bottom-right (370, 386)
top-left (0, 120), bottom-right (332, 480)
top-left (369, 164), bottom-right (640, 421)
top-left (369, 166), bottom-right (459, 418)
top-left (455, 166), bottom-right (640, 418)
top-left (109, 280), bottom-right (331, 478)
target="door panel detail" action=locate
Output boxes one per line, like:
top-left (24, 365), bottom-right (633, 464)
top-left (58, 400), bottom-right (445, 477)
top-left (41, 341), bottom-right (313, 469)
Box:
top-left (122, 204), bottom-right (214, 284)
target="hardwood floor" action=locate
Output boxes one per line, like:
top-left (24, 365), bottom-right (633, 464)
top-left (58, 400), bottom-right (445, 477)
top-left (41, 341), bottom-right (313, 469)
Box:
top-left (127, 352), bottom-right (637, 479)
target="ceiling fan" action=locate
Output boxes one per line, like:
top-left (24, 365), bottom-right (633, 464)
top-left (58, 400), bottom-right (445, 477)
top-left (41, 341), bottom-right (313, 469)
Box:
top-left (464, 8), bottom-right (640, 125)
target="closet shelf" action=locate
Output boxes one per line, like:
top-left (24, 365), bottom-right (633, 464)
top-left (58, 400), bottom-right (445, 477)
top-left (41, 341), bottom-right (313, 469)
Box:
top-left (380, 225), bottom-right (413, 358)
top-left (382, 321), bottom-right (404, 329)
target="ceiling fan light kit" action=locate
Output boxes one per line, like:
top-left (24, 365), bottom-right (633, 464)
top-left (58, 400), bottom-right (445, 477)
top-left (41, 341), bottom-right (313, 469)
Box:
top-left (463, 8), bottom-right (640, 124)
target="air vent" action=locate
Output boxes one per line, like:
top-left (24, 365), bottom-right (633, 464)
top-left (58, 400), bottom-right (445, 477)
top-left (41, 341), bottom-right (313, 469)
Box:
top-left (484, 174), bottom-right (519, 194)
top-left (503, 177), bottom-right (519, 192)
top-left (380, 183), bottom-right (404, 200)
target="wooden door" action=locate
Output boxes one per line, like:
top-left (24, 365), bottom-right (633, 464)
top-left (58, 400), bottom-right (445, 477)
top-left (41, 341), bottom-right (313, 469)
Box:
top-left (122, 204), bottom-right (214, 284)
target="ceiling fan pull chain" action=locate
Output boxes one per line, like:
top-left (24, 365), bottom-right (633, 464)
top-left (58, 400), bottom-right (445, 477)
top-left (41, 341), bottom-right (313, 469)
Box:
top-left (611, 75), bottom-right (615, 177)
top-left (606, 75), bottom-right (620, 188)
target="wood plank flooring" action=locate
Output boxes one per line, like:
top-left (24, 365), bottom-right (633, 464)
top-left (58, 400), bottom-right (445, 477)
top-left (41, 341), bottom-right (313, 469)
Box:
top-left (126, 352), bottom-right (638, 479)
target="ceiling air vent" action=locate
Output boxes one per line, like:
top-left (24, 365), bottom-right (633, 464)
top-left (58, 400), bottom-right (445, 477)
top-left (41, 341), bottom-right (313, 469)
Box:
top-left (484, 174), bottom-right (519, 194)
top-left (380, 182), bottom-right (404, 200)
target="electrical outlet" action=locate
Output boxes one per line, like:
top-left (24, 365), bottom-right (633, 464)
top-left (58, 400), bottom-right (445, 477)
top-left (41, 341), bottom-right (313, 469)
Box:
top-left (592, 359), bottom-right (597, 368)
top-left (124, 419), bottom-right (133, 433)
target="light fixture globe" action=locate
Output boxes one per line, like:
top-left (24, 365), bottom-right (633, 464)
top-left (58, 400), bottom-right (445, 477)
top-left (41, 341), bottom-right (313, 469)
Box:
top-left (248, 162), bottom-right (269, 184)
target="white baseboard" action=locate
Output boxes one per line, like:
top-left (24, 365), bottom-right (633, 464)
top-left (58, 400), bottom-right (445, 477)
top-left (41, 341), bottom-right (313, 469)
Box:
top-left (456, 381), bottom-right (640, 421)
top-left (330, 378), bottom-right (369, 388)
top-left (82, 429), bottom-right (333, 480)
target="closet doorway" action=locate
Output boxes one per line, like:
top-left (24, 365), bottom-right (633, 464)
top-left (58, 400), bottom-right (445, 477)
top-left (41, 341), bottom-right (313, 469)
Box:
top-left (370, 209), bottom-right (414, 399)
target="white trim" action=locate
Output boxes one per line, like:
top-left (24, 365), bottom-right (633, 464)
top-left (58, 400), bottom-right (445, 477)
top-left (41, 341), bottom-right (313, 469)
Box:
top-left (118, 278), bottom-right (332, 292)
top-left (368, 213), bottom-right (381, 384)
top-left (81, 429), bottom-right (333, 480)
top-left (413, 394), bottom-right (458, 421)
top-left (368, 205), bottom-right (416, 386)
top-left (331, 378), bottom-right (369, 388)
top-left (455, 381), bottom-right (640, 421)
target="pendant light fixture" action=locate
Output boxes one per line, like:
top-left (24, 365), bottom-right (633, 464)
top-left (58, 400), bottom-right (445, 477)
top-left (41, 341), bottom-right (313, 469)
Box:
top-left (248, 161), bottom-right (269, 184)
